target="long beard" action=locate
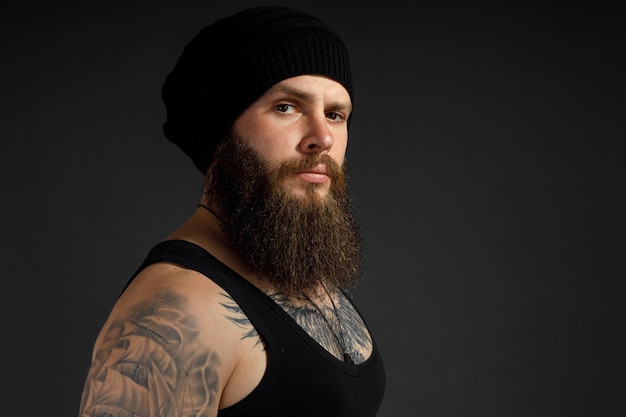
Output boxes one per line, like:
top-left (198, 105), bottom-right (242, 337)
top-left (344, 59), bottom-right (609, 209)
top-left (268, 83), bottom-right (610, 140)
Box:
top-left (205, 133), bottom-right (362, 294)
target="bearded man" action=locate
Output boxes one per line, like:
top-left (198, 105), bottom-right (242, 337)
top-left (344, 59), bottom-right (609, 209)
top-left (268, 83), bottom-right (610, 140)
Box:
top-left (79, 6), bottom-right (385, 417)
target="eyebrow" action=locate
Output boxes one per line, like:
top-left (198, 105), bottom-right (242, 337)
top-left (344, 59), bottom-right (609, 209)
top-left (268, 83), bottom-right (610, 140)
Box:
top-left (270, 84), bottom-right (353, 112)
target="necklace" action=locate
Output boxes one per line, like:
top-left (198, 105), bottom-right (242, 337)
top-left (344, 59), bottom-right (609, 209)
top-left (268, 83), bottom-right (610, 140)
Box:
top-left (197, 203), bottom-right (224, 224)
top-left (301, 282), bottom-right (354, 364)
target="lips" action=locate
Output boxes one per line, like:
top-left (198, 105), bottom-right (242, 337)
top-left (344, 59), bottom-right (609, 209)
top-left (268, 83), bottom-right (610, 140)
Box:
top-left (298, 164), bottom-right (328, 176)
top-left (275, 155), bottom-right (341, 184)
top-left (295, 164), bottom-right (330, 184)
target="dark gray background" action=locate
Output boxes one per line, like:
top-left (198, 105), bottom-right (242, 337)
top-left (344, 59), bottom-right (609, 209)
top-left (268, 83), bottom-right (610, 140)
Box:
top-left (2, 1), bottom-right (624, 416)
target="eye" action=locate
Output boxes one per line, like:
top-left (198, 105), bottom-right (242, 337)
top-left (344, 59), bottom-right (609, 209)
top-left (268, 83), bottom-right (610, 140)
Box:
top-left (326, 111), bottom-right (346, 122)
top-left (275, 103), bottom-right (296, 114)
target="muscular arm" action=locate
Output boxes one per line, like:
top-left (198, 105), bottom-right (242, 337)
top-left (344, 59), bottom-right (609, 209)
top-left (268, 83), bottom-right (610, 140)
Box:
top-left (76, 255), bottom-right (272, 417)
top-left (79, 289), bottom-right (223, 417)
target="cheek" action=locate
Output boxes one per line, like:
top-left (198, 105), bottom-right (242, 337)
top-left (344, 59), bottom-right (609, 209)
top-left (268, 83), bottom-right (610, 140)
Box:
top-left (247, 137), bottom-right (294, 171)
top-left (332, 135), bottom-right (349, 165)
top-left (234, 121), bottom-right (290, 166)
top-left (259, 136), bottom-right (293, 162)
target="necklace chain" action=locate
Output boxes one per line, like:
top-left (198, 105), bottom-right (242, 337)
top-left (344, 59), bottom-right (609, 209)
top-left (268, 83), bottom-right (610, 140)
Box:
top-left (301, 282), bottom-right (353, 364)
top-left (197, 203), bottom-right (224, 224)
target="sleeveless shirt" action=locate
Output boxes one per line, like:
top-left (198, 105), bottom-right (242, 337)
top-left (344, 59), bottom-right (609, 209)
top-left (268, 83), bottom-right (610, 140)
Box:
top-left (126, 240), bottom-right (385, 417)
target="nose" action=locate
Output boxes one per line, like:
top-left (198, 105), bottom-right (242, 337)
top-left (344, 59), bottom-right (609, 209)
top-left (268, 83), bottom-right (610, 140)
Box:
top-left (298, 113), bottom-right (334, 154)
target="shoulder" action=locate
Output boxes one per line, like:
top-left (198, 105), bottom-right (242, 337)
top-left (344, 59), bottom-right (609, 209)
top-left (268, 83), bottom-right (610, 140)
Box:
top-left (113, 262), bottom-right (238, 344)
top-left (79, 262), bottom-right (255, 416)
top-left (111, 262), bottom-right (257, 360)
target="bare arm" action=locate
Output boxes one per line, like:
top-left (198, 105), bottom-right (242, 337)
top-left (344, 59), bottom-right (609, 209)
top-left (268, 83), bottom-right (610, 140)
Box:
top-left (78, 269), bottom-right (240, 417)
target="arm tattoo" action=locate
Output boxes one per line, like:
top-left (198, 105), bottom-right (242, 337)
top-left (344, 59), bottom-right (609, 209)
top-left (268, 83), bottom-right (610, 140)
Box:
top-left (80, 291), bottom-right (220, 417)
top-left (220, 292), bottom-right (265, 349)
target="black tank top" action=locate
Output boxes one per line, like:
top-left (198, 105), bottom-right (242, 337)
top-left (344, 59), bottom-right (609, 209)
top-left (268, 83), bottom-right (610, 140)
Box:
top-left (127, 240), bottom-right (385, 417)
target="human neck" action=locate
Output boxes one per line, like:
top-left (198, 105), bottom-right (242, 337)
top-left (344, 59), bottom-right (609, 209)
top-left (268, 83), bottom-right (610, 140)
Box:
top-left (166, 204), bottom-right (268, 290)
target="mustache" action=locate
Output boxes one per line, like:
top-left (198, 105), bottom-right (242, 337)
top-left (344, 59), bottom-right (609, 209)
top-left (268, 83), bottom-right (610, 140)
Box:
top-left (274, 154), bottom-right (343, 182)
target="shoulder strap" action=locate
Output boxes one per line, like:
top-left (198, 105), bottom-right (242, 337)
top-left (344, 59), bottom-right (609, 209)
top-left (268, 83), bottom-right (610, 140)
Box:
top-left (122, 240), bottom-right (250, 296)
top-left (122, 239), bottom-right (287, 352)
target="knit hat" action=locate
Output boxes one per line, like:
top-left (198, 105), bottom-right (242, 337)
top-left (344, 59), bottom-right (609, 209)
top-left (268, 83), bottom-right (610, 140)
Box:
top-left (161, 6), bottom-right (353, 175)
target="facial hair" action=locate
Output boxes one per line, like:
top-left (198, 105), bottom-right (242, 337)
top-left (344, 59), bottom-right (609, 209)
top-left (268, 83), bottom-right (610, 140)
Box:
top-left (204, 132), bottom-right (363, 294)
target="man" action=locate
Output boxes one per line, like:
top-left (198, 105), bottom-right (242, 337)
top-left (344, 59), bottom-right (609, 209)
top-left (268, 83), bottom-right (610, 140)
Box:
top-left (79, 6), bottom-right (385, 417)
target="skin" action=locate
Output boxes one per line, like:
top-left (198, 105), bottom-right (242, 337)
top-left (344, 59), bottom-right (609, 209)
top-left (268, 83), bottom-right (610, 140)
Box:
top-left (79, 76), bottom-right (372, 417)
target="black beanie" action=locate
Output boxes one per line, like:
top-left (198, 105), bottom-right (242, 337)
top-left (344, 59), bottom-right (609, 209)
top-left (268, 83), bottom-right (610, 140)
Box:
top-left (161, 6), bottom-right (353, 175)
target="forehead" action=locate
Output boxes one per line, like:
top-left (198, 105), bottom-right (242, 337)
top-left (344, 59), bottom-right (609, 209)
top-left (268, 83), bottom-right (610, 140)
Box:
top-left (264, 75), bottom-right (352, 105)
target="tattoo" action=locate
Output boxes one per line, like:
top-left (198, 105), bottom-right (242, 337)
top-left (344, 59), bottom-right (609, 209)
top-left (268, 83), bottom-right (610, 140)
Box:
top-left (220, 292), bottom-right (266, 349)
top-left (80, 291), bottom-right (220, 417)
top-left (269, 291), bottom-right (373, 364)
